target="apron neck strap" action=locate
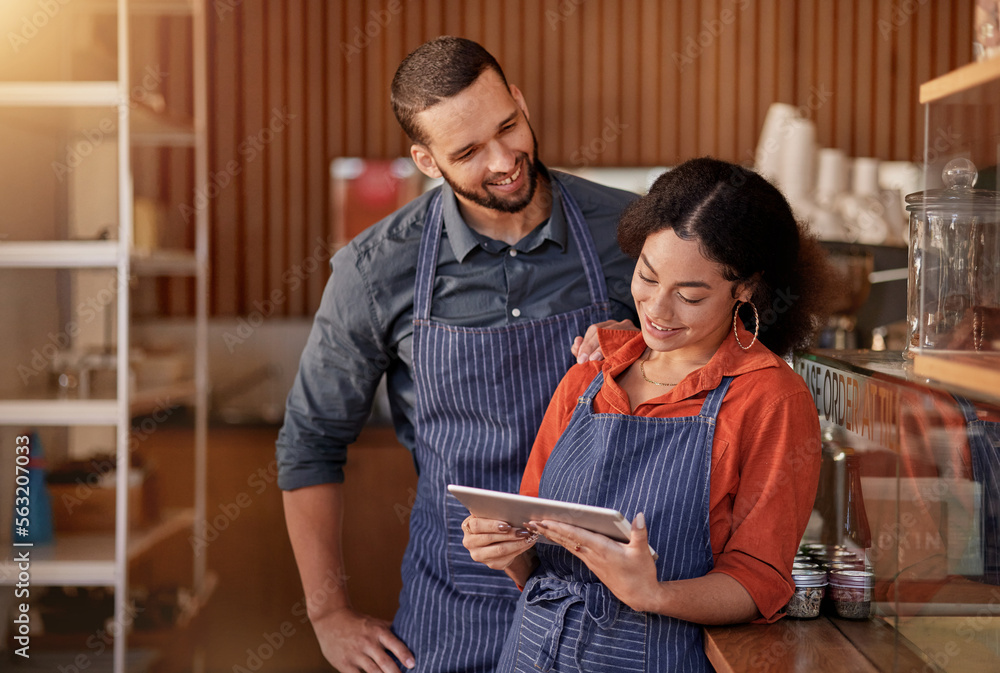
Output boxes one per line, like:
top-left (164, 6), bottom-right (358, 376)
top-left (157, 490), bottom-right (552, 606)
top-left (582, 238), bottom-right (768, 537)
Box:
top-left (554, 178), bottom-right (610, 309)
top-left (699, 376), bottom-right (734, 418)
top-left (414, 191), bottom-right (445, 321)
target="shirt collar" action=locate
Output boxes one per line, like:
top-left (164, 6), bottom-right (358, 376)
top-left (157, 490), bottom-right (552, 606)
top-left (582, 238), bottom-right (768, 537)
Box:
top-left (439, 164), bottom-right (568, 262)
top-left (596, 324), bottom-right (783, 412)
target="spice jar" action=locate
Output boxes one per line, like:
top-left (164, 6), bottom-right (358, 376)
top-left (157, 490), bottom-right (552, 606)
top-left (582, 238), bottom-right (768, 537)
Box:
top-left (828, 569), bottom-right (875, 620)
top-left (786, 569), bottom-right (827, 619)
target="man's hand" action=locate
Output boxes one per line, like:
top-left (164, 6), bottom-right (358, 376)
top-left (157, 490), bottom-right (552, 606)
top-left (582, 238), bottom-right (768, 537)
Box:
top-left (283, 485), bottom-right (414, 672)
top-left (312, 607), bottom-right (415, 673)
top-left (571, 319), bottom-right (638, 364)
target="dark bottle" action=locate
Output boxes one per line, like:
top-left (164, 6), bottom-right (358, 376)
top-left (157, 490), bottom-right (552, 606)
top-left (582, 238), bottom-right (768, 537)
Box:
top-left (843, 449), bottom-right (871, 550)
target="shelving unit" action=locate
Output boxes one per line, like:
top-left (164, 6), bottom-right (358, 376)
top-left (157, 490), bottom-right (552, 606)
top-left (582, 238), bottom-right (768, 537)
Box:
top-left (919, 55), bottom-right (1000, 104)
top-left (0, 1), bottom-right (208, 671)
top-left (0, 509), bottom-right (194, 587)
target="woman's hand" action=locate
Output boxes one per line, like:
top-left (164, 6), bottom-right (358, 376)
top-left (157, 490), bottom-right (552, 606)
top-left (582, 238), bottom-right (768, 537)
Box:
top-left (529, 514), bottom-right (661, 613)
top-left (462, 515), bottom-right (539, 586)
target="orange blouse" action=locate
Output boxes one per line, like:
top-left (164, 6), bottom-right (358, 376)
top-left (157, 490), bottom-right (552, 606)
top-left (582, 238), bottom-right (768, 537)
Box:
top-left (520, 327), bottom-right (822, 622)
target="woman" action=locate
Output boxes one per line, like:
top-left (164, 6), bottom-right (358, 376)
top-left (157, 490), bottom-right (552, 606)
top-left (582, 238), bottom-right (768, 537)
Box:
top-left (462, 157), bottom-right (835, 672)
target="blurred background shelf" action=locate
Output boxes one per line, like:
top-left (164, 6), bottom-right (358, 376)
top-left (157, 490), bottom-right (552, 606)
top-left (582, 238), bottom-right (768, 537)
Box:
top-left (0, 509), bottom-right (194, 587)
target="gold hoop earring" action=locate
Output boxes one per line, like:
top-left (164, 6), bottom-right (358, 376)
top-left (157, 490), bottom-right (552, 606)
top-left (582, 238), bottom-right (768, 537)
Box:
top-left (733, 301), bottom-right (759, 351)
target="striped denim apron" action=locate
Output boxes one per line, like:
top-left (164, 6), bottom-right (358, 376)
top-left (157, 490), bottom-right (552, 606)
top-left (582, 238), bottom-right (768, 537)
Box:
top-left (497, 372), bottom-right (733, 672)
top-left (955, 396), bottom-right (1000, 584)
top-left (392, 179), bottom-right (613, 672)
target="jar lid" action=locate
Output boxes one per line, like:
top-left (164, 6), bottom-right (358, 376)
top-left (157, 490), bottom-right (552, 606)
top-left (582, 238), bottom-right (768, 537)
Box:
top-left (829, 569), bottom-right (875, 587)
top-left (812, 549), bottom-right (859, 561)
top-left (793, 562), bottom-right (820, 571)
top-left (793, 569), bottom-right (828, 587)
top-left (905, 158), bottom-right (1000, 214)
top-left (800, 543), bottom-right (835, 553)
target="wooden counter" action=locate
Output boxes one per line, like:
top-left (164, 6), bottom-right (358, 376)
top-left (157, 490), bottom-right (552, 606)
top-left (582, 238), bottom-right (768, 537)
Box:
top-left (704, 616), bottom-right (929, 673)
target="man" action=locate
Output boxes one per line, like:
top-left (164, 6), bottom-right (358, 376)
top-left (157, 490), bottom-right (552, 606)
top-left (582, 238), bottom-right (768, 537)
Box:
top-left (277, 36), bottom-right (637, 673)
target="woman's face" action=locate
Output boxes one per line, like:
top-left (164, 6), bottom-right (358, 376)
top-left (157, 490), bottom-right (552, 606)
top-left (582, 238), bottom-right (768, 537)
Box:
top-left (631, 228), bottom-right (748, 360)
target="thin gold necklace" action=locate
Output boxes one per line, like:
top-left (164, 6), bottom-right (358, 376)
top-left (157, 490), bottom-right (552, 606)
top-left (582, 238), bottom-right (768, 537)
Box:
top-left (639, 352), bottom-right (678, 387)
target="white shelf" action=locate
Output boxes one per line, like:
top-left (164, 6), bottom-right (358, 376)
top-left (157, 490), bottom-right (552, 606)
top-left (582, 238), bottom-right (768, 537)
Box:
top-left (0, 242), bottom-right (197, 273)
top-left (0, 509), bottom-right (195, 587)
top-left (0, 82), bottom-right (120, 107)
top-left (0, 241), bottom-right (119, 268)
top-left (0, 381), bottom-right (195, 425)
top-left (0, 399), bottom-right (118, 425)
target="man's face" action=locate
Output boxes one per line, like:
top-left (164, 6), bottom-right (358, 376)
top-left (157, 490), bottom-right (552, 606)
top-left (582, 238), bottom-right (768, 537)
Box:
top-left (412, 69), bottom-right (541, 214)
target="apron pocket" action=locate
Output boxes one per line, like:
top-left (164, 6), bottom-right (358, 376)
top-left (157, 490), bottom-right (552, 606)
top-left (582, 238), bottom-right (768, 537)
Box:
top-left (444, 492), bottom-right (523, 599)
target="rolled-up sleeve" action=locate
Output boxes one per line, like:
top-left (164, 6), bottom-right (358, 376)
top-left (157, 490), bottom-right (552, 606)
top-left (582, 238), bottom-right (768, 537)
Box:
top-left (708, 389), bottom-right (822, 622)
top-left (276, 244), bottom-right (391, 491)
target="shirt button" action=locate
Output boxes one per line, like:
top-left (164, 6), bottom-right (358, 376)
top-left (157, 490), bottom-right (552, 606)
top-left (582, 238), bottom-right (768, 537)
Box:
top-left (511, 308), bottom-right (521, 318)
top-left (508, 248), bottom-right (518, 257)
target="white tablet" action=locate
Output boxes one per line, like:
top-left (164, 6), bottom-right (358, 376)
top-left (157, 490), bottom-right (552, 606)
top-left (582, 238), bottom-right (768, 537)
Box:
top-left (448, 484), bottom-right (633, 543)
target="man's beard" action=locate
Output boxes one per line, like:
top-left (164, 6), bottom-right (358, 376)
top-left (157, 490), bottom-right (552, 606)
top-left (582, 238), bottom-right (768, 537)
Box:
top-left (440, 128), bottom-right (542, 214)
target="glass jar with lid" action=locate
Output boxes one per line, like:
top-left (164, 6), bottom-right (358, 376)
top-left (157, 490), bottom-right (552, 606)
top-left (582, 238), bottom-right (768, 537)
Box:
top-left (828, 569), bottom-right (875, 619)
top-left (786, 569), bottom-right (827, 619)
top-left (905, 158), bottom-right (1000, 357)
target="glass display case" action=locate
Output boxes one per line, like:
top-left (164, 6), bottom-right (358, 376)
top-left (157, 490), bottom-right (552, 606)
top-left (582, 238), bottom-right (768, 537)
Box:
top-left (793, 349), bottom-right (1000, 672)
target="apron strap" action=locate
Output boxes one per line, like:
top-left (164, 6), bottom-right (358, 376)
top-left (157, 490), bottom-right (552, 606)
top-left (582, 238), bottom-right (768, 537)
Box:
top-left (414, 191), bottom-right (445, 321)
top-left (576, 371), bottom-right (606, 406)
top-left (699, 376), bottom-right (734, 419)
top-left (554, 178), bottom-right (611, 309)
top-left (953, 394), bottom-right (979, 424)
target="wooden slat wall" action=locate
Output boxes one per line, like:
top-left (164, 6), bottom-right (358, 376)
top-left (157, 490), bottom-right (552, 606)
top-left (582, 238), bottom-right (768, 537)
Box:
top-left (154, 0), bottom-right (975, 317)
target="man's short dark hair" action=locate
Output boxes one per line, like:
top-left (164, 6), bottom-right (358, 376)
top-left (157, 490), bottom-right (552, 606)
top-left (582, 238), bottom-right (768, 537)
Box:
top-left (391, 36), bottom-right (509, 145)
